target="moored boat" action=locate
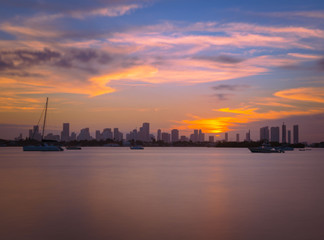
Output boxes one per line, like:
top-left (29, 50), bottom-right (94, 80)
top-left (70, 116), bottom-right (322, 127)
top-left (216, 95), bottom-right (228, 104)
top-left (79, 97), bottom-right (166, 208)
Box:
top-left (249, 143), bottom-right (284, 153)
top-left (23, 98), bottom-right (64, 152)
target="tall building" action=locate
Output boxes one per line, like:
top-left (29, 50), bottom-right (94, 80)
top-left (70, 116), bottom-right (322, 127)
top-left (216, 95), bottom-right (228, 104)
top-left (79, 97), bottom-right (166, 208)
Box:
top-left (102, 128), bottom-right (113, 140)
top-left (157, 129), bottom-right (161, 141)
top-left (236, 133), bottom-right (240, 142)
top-left (282, 122), bottom-right (286, 144)
top-left (209, 136), bottom-right (215, 143)
top-left (142, 123), bottom-right (150, 142)
top-left (245, 130), bottom-right (251, 142)
top-left (288, 130), bottom-right (291, 144)
top-left (161, 132), bottom-right (170, 143)
top-left (260, 126), bottom-right (269, 142)
top-left (70, 132), bottom-right (76, 141)
top-left (270, 127), bottom-right (280, 142)
top-left (77, 128), bottom-right (91, 141)
top-left (225, 132), bottom-right (228, 142)
top-left (198, 129), bottom-right (205, 142)
top-left (293, 125), bottom-right (299, 144)
top-left (193, 130), bottom-right (199, 142)
top-left (113, 128), bottom-right (123, 141)
top-left (95, 130), bottom-right (101, 141)
top-left (29, 125), bottom-right (42, 141)
top-left (171, 129), bottom-right (179, 142)
top-left (61, 123), bottom-right (70, 142)
top-left (126, 129), bottom-right (138, 142)
top-left (137, 123), bottom-right (150, 142)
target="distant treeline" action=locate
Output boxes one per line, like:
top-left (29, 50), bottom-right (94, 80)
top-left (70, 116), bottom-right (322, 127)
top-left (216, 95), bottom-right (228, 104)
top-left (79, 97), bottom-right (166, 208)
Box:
top-left (1, 138), bottom-right (322, 148)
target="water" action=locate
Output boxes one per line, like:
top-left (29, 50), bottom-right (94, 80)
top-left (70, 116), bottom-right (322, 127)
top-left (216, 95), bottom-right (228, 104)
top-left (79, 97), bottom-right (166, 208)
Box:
top-left (0, 147), bottom-right (323, 240)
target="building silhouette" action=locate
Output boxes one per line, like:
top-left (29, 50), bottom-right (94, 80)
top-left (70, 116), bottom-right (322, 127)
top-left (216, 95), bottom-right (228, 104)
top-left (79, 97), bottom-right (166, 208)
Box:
top-left (61, 123), bottom-right (70, 142)
top-left (260, 126), bottom-right (269, 142)
top-left (157, 129), bottom-right (161, 141)
top-left (245, 130), bottom-right (251, 142)
top-left (77, 128), bottom-right (91, 141)
top-left (224, 132), bottom-right (228, 142)
top-left (161, 132), bottom-right (170, 143)
top-left (270, 127), bottom-right (280, 142)
top-left (171, 129), bottom-right (179, 142)
top-left (282, 122), bottom-right (286, 143)
top-left (29, 125), bottom-right (42, 141)
top-left (209, 136), bottom-right (215, 143)
top-left (236, 133), bottom-right (240, 142)
top-left (293, 125), bottom-right (299, 144)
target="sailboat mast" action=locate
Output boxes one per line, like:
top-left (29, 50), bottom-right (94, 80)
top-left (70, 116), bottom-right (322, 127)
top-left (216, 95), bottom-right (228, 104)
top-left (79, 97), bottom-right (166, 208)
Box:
top-left (42, 97), bottom-right (48, 140)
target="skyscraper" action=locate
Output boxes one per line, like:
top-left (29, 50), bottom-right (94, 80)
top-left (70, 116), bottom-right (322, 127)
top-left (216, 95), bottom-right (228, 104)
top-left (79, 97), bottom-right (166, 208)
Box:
top-left (209, 136), bottom-right (215, 143)
top-left (61, 123), bottom-right (70, 142)
top-left (293, 125), bottom-right (299, 144)
top-left (282, 122), bottom-right (286, 143)
top-left (161, 132), bottom-right (170, 143)
top-left (225, 132), bottom-right (228, 142)
top-left (260, 126), bottom-right (269, 142)
top-left (193, 130), bottom-right (198, 142)
top-left (270, 126), bottom-right (280, 142)
top-left (157, 129), bottom-right (161, 141)
top-left (102, 128), bottom-right (113, 140)
top-left (236, 134), bottom-right (240, 142)
top-left (142, 123), bottom-right (150, 142)
top-left (77, 128), bottom-right (91, 141)
top-left (245, 130), bottom-right (251, 142)
top-left (198, 129), bottom-right (205, 142)
top-left (171, 129), bottom-right (179, 142)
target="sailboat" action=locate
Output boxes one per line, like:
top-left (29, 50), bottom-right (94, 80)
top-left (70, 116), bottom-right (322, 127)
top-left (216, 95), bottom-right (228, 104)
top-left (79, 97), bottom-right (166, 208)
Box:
top-left (23, 98), bottom-right (64, 151)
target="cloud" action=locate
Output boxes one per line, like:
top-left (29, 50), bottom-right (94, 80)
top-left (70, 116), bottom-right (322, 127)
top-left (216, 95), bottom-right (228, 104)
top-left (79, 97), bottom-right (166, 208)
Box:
top-left (0, 48), bottom-right (61, 71)
top-left (193, 55), bottom-right (244, 64)
top-left (317, 58), bottom-right (324, 71)
top-left (69, 4), bottom-right (142, 19)
top-left (212, 84), bottom-right (250, 91)
top-left (264, 11), bottom-right (324, 19)
top-left (213, 93), bottom-right (234, 101)
top-left (274, 87), bottom-right (324, 103)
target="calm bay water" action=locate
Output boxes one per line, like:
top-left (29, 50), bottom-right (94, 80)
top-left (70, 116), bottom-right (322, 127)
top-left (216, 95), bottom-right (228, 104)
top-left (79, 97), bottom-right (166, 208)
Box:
top-left (0, 147), bottom-right (323, 240)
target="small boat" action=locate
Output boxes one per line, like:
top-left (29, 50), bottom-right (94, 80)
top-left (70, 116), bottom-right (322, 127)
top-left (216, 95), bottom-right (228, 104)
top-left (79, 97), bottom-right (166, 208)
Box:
top-left (249, 143), bottom-right (284, 153)
top-left (24, 143), bottom-right (64, 151)
top-left (23, 98), bottom-right (63, 152)
top-left (66, 146), bottom-right (82, 150)
top-left (130, 146), bottom-right (144, 150)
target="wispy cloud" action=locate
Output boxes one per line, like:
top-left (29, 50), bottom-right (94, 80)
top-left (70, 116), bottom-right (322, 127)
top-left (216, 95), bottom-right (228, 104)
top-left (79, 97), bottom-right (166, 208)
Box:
top-left (69, 4), bottom-right (142, 19)
top-left (274, 87), bottom-right (324, 103)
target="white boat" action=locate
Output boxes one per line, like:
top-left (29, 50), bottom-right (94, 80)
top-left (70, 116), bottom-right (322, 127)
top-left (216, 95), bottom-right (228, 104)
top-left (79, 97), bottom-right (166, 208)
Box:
top-left (23, 98), bottom-right (63, 152)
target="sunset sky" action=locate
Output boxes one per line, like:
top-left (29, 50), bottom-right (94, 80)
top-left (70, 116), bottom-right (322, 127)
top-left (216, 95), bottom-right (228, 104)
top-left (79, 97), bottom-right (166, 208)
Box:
top-left (1, 0), bottom-right (324, 142)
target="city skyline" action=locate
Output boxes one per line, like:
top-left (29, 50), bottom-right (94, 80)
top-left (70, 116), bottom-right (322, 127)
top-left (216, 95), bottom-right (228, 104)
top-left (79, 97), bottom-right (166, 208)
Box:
top-left (0, 0), bottom-right (324, 142)
top-left (23, 121), bottom-right (302, 144)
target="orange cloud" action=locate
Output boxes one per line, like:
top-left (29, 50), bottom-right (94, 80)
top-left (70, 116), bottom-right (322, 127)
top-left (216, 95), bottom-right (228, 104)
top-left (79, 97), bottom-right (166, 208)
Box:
top-left (274, 87), bottom-right (324, 103)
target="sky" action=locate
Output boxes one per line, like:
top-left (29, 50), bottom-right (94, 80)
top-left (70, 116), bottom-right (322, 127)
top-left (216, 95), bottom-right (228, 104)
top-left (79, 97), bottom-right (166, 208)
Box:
top-left (0, 0), bottom-right (324, 142)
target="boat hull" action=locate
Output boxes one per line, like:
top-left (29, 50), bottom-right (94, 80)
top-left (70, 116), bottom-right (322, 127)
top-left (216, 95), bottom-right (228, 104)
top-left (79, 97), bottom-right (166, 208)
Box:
top-left (23, 145), bottom-right (64, 151)
top-left (249, 147), bottom-right (283, 153)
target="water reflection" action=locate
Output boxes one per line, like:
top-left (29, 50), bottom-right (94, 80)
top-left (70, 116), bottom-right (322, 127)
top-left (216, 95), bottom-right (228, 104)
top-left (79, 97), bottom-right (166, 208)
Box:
top-left (0, 147), bottom-right (324, 240)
